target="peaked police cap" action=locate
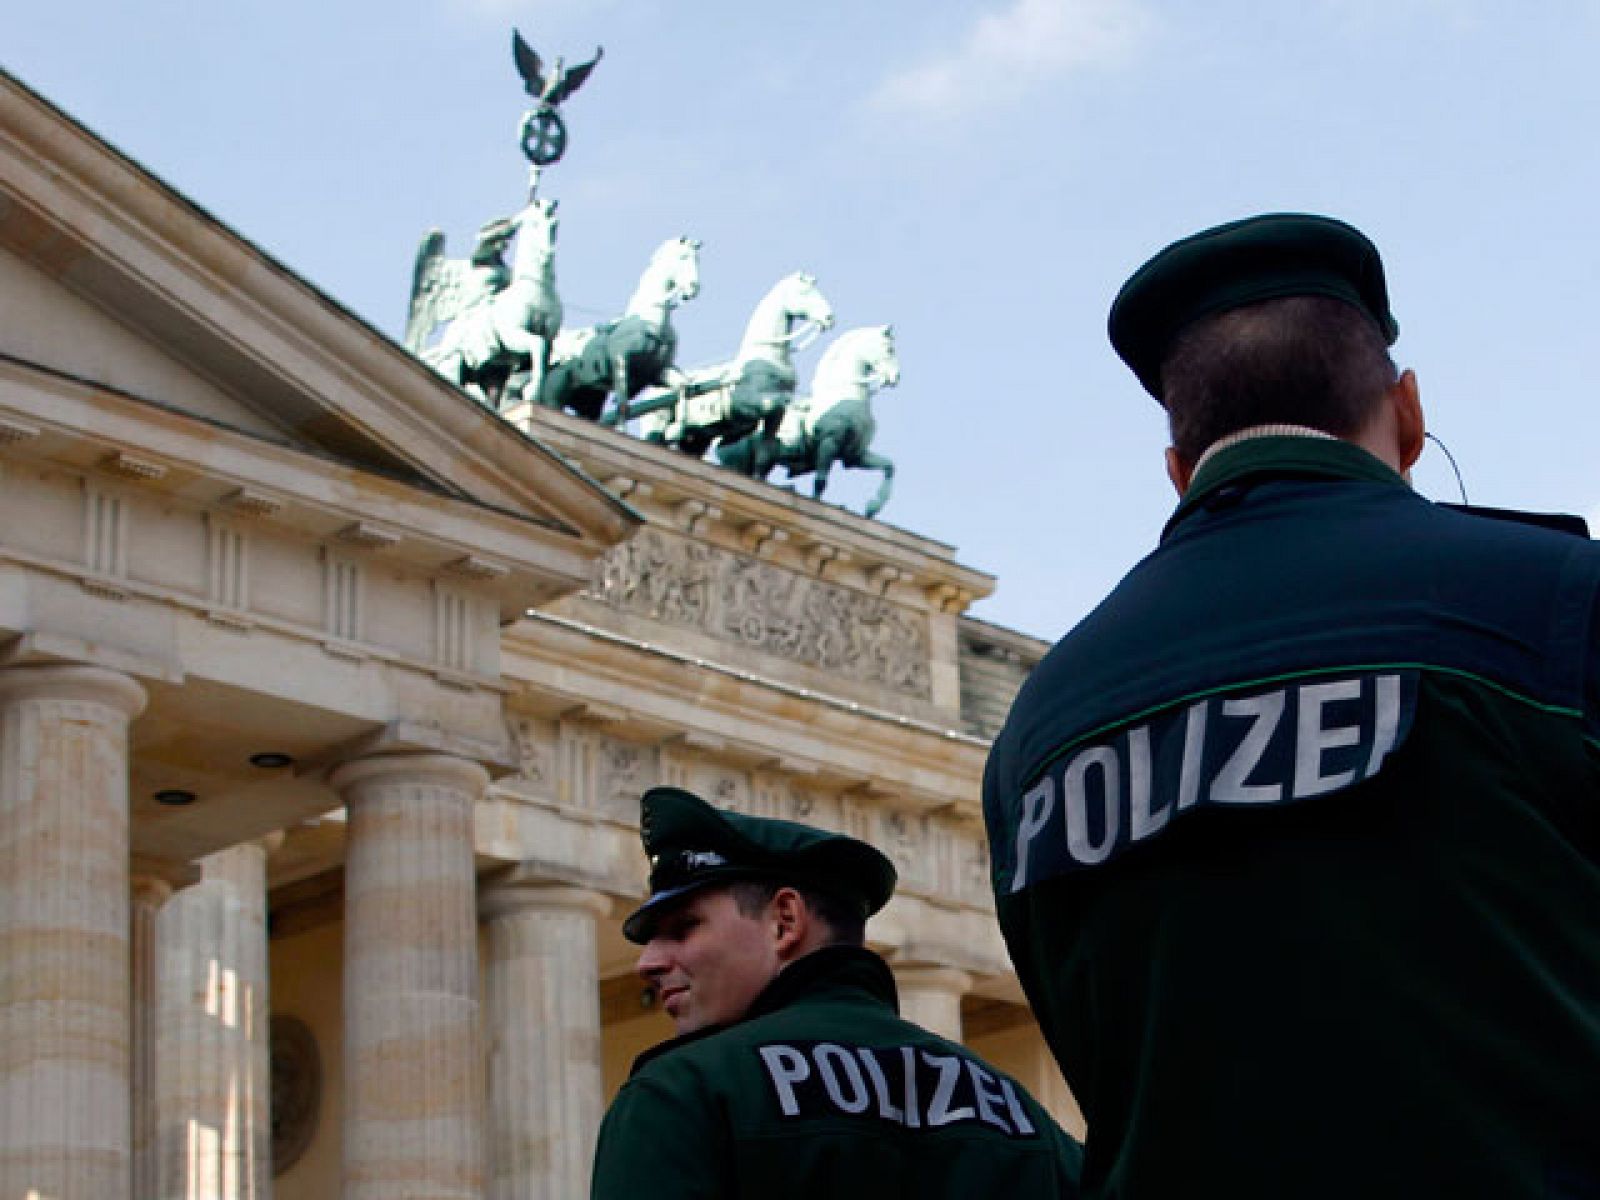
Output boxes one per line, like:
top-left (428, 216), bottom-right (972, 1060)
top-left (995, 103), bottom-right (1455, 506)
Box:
top-left (621, 786), bottom-right (897, 944)
top-left (1108, 213), bottom-right (1399, 401)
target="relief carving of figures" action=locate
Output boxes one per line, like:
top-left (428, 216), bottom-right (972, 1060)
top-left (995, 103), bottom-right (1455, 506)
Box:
top-left (592, 529), bottom-right (931, 698)
top-left (595, 530), bottom-right (716, 626)
top-left (594, 737), bottom-right (656, 822)
top-left (675, 764), bottom-right (747, 814)
top-left (880, 810), bottom-right (924, 888)
top-left (722, 556), bottom-right (804, 655)
top-left (510, 717), bottom-right (554, 788)
top-left (787, 788), bottom-right (818, 821)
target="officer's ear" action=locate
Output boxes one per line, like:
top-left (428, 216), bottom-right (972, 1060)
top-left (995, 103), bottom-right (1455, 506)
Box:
top-left (1165, 446), bottom-right (1195, 496)
top-left (768, 887), bottom-right (810, 960)
top-left (1392, 369), bottom-right (1425, 475)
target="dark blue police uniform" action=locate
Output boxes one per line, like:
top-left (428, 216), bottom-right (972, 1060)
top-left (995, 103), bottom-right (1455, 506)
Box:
top-left (984, 433), bottom-right (1600, 1198)
top-left (593, 946), bottom-right (1084, 1199)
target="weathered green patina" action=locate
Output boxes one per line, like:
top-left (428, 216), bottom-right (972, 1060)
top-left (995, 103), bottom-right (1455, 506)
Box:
top-left (407, 188), bottom-right (562, 411)
top-left (398, 29), bottom-right (910, 519)
top-left (512, 30), bottom-right (602, 168)
top-left (634, 271), bottom-right (833, 464)
top-left (718, 325), bottom-right (900, 517)
top-left (535, 236), bottom-right (700, 422)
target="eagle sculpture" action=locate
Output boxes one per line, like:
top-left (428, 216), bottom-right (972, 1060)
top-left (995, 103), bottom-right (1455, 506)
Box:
top-left (512, 30), bottom-right (604, 110)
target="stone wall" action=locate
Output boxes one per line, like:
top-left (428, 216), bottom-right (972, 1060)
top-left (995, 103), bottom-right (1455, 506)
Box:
top-left (958, 617), bottom-right (1051, 739)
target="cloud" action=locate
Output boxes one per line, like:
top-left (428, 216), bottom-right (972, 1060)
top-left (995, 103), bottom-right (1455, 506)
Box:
top-left (868, 0), bottom-right (1155, 119)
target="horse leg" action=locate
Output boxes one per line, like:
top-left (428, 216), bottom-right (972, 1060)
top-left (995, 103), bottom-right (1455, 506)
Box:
top-left (535, 353), bottom-right (570, 409)
top-left (855, 449), bottom-right (896, 518)
top-left (609, 349), bottom-right (633, 426)
top-left (458, 363), bottom-right (492, 408)
top-left (715, 435), bottom-right (753, 474)
top-left (750, 430), bottom-right (785, 480)
top-left (519, 335), bottom-right (549, 409)
top-left (811, 432), bottom-right (844, 501)
top-left (431, 349), bottom-right (478, 403)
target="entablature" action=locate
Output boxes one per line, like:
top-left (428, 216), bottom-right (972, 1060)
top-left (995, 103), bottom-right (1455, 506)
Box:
top-left (503, 609), bottom-right (989, 817)
top-left (517, 404), bottom-right (994, 616)
top-left (0, 358), bottom-right (603, 619)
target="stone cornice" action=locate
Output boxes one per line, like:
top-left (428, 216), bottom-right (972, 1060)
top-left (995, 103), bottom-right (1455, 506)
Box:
top-left (959, 614), bottom-right (1052, 664)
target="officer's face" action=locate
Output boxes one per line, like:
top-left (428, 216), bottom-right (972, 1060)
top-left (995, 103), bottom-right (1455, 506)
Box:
top-left (636, 887), bottom-right (783, 1035)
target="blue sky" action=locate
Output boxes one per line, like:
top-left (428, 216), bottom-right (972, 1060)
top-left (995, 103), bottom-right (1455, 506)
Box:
top-left (10, 1), bottom-right (1600, 638)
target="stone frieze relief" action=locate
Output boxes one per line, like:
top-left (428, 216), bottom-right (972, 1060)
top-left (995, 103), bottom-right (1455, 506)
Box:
top-left (589, 530), bottom-right (931, 698)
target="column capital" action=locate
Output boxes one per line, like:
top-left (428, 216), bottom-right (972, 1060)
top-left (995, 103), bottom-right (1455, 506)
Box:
top-left (130, 854), bottom-right (200, 893)
top-left (129, 875), bottom-right (175, 910)
top-left (195, 832), bottom-right (283, 892)
top-left (890, 961), bottom-right (975, 998)
top-left (329, 751), bottom-right (491, 797)
top-left (251, 829), bottom-right (288, 858)
top-left (480, 878), bottom-right (612, 924)
top-left (0, 663), bottom-right (146, 719)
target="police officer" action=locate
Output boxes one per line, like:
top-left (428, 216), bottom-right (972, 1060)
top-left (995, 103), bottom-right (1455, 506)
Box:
top-left (591, 786), bottom-right (1084, 1199)
top-left (984, 214), bottom-right (1600, 1198)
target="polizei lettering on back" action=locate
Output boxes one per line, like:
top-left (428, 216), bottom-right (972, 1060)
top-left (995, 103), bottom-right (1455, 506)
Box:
top-left (756, 1041), bottom-right (1038, 1138)
top-left (1004, 670), bottom-right (1419, 892)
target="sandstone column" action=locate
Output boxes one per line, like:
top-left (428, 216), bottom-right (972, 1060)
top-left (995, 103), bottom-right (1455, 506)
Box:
top-left (333, 753), bottom-right (489, 1200)
top-left (131, 872), bottom-right (175, 1200)
top-left (479, 881), bottom-right (610, 1200)
top-left (154, 835), bottom-right (281, 1200)
top-left (891, 963), bottom-right (972, 1043)
top-left (0, 664), bottom-right (146, 1200)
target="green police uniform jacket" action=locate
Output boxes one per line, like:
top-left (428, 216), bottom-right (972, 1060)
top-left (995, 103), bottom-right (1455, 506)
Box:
top-left (984, 436), bottom-right (1600, 1199)
top-left (591, 945), bottom-right (1084, 1199)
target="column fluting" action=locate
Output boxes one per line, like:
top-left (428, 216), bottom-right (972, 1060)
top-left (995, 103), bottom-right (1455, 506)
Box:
top-left (332, 753), bottom-right (490, 1200)
top-left (0, 665), bottom-right (146, 1200)
top-left (154, 836), bottom-right (280, 1200)
top-left (480, 882), bottom-right (610, 1200)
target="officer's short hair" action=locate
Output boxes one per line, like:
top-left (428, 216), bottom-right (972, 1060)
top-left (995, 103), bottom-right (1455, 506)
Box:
top-left (1160, 295), bottom-right (1399, 463)
top-left (728, 879), bottom-right (867, 947)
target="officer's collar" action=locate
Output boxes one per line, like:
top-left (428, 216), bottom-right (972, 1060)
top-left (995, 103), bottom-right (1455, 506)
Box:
top-left (744, 944), bottom-right (898, 1020)
top-left (1164, 434), bottom-right (1407, 541)
top-left (626, 946), bottom-right (896, 1077)
top-left (1189, 423), bottom-right (1336, 475)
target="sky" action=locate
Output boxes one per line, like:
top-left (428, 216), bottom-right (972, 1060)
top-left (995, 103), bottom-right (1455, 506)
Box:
top-left (9, 0), bottom-right (1600, 640)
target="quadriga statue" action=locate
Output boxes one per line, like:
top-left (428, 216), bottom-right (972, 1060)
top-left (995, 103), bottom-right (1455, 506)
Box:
top-left (406, 192), bottom-right (562, 411)
top-left (632, 271), bottom-right (834, 466)
top-left (716, 325), bottom-right (901, 518)
top-left (535, 236), bottom-right (701, 423)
